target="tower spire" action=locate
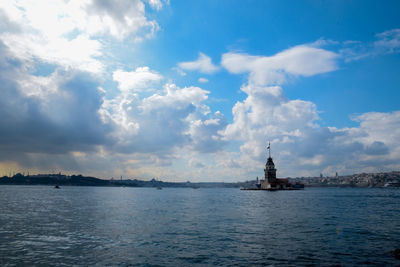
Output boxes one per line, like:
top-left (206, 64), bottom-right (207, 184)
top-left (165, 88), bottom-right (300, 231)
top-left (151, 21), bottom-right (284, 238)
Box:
top-left (267, 142), bottom-right (271, 158)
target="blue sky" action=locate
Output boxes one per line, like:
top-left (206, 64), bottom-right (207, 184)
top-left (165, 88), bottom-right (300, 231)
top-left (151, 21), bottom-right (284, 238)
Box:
top-left (0, 0), bottom-right (399, 181)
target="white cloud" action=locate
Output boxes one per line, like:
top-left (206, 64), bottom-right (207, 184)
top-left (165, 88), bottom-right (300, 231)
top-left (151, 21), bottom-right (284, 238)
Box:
top-left (220, 44), bottom-right (338, 168)
top-left (222, 45), bottom-right (338, 86)
top-left (222, 83), bottom-right (400, 178)
top-left (102, 80), bottom-right (226, 154)
top-left (0, 0), bottom-right (161, 41)
top-left (223, 84), bottom-right (319, 157)
top-left (2, 33), bottom-right (103, 73)
top-left (0, 46), bottom-right (227, 180)
top-left (185, 111), bottom-right (227, 153)
top-left (198, 77), bottom-right (209, 83)
top-left (352, 111), bottom-right (400, 147)
top-left (340, 28), bottom-right (400, 61)
top-left (374, 28), bottom-right (400, 54)
top-left (146, 0), bottom-right (165, 10)
top-left (0, 0), bottom-right (163, 73)
top-left (178, 52), bottom-right (219, 74)
top-left (0, 45), bottom-right (113, 158)
top-left (86, 0), bottom-right (160, 40)
top-left (220, 45), bottom-right (400, 178)
top-left (113, 67), bottom-right (163, 92)
top-left (1, 11), bottom-right (399, 182)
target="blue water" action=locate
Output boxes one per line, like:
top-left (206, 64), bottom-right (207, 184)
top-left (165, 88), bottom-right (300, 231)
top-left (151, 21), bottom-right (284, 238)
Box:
top-left (0, 186), bottom-right (399, 266)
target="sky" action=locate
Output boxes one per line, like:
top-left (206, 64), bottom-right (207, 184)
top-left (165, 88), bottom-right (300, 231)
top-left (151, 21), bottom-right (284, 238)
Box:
top-left (0, 0), bottom-right (400, 181)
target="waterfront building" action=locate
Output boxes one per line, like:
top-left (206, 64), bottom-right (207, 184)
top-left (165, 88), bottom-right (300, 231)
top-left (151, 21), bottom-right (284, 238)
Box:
top-left (260, 143), bottom-right (291, 190)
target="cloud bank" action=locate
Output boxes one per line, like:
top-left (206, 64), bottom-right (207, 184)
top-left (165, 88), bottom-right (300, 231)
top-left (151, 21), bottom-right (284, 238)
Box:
top-left (0, 0), bottom-right (164, 74)
top-left (0, 0), bottom-right (399, 181)
top-left (219, 43), bottom-right (400, 178)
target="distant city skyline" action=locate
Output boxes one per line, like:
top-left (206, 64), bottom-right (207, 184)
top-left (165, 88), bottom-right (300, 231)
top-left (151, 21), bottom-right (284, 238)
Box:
top-left (0, 0), bottom-right (399, 181)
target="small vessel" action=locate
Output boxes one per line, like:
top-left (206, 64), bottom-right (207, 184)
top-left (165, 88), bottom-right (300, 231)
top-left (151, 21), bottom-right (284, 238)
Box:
top-left (54, 185), bottom-right (60, 189)
top-left (292, 182), bottom-right (305, 189)
top-left (384, 182), bottom-right (400, 188)
top-left (156, 186), bottom-right (162, 190)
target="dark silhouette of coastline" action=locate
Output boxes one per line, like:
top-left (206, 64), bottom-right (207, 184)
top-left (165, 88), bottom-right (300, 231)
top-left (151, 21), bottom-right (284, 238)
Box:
top-left (0, 171), bottom-right (399, 188)
top-left (0, 173), bottom-right (110, 186)
top-left (0, 173), bottom-right (241, 188)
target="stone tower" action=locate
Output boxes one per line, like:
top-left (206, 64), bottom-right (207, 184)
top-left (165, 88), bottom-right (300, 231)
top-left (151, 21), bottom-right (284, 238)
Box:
top-left (264, 142), bottom-right (277, 183)
top-left (264, 156), bottom-right (277, 183)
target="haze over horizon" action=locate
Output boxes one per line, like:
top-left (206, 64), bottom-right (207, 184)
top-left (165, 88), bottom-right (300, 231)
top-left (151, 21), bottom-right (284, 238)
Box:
top-left (0, 0), bottom-right (399, 182)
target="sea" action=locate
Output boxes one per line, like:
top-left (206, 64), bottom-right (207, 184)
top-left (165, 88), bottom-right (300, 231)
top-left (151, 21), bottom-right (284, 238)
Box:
top-left (0, 186), bottom-right (399, 266)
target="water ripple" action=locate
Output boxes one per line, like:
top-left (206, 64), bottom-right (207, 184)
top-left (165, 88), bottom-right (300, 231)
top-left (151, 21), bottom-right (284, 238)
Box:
top-left (0, 186), bottom-right (399, 266)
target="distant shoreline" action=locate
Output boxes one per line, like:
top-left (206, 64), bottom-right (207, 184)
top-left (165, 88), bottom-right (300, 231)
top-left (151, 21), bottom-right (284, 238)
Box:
top-left (1, 171), bottom-right (399, 188)
top-left (0, 173), bottom-right (240, 188)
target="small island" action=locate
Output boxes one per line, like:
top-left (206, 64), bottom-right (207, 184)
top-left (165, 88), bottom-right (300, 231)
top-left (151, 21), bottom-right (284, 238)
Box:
top-left (242, 143), bottom-right (304, 191)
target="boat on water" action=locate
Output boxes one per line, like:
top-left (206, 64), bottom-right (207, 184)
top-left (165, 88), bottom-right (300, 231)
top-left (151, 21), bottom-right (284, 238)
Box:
top-left (156, 186), bottom-right (162, 190)
top-left (384, 182), bottom-right (400, 188)
top-left (292, 182), bottom-right (305, 189)
top-left (54, 185), bottom-right (60, 189)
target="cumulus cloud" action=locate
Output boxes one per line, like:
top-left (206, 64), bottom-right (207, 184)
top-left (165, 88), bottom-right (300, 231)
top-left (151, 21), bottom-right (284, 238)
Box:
top-left (185, 111), bottom-right (227, 153)
top-left (0, 3), bottom-right (399, 183)
top-left (284, 111), bottom-right (400, 176)
top-left (352, 111), bottom-right (400, 148)
top-left (0, 41), bottom-right (227, 179)
top-left (0, 0), bottom-right (230, 180)
top-left (221, 45), bottom-right (400, 178)
top-left (0, 42), bottom-right (114, 158)
top-left (0, 0), bottom-right (163, 73)
top-left (221, 44), bottom-right (337, 164)
top-left (222, 90), bottom-right (400, 177)
top-left (223, 84), bottom-right (320, 161)
top-left (113, 67), bottom-right (163, 92)
top-left (2, 33), bottom-right (104, 73)
top-left (102, 82), bottom-right (226, 154)
top-left (178, 52), bottom-right (219, 74)
top-left (86, 0), bottom-right (160, 40)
